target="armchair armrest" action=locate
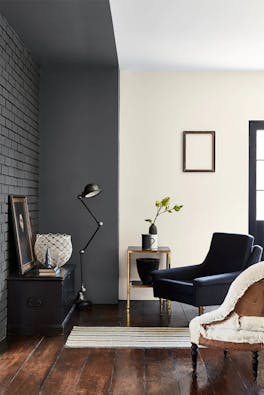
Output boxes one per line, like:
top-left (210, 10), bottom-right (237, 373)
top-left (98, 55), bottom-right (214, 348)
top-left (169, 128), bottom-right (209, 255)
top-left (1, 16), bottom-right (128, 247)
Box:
top-left (193, 271), bottom-right (240, 287)
top-left (193, 271), bottom-right (241, 307)
top-left (151, 264), bottom-right (203, 282)
top-left (245, 245), bottom-right (263, 268)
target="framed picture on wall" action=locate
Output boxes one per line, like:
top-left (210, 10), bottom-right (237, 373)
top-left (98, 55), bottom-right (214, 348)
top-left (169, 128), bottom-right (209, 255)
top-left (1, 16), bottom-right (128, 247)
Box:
top-left (183, 131), bottom-right (215, 172)
top-left (9, 196), bottom-right (35, 274)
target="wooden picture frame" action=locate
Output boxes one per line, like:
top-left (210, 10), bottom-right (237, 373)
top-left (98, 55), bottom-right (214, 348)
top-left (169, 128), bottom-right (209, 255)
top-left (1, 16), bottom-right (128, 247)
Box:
top-left (183, 131), bottom-right (215, 172)
top-left (9, 196), bottom-right (35, 274)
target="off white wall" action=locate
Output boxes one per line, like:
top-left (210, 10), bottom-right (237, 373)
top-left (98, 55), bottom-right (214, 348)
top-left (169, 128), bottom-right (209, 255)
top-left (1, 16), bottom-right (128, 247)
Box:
top-left (119, 71), bottom-right (264, 300)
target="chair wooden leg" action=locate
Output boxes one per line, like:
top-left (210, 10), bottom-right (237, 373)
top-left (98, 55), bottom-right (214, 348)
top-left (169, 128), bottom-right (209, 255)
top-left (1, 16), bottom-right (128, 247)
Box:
top-left (198, 306), bottom-right (204, 315)
top-left (252, 351), bottom-right (259, 380)
top-left (224, 349), bottom-right (228, 358)
top-left (191, 343), bottom-right (198, 371)
top-left (166, 300), bottom-right (171, 318)
top-left (159, 298), bottom-right (163, 316)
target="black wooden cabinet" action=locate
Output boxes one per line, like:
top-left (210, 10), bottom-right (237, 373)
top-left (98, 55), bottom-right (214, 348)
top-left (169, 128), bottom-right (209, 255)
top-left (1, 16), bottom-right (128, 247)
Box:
top-left (7, 264), bottom-right (75, 335)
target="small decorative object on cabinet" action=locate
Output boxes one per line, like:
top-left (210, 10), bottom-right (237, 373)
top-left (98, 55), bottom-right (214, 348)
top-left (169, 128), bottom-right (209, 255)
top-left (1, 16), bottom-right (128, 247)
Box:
top-left (38, 247), bottom-right (61, 276)
top-left (45, 248), bottom-right (52, 268)
top-left (34, 233), bottom-right (72, 267)
top-left (7, 264), bottom-right (75, 335)
top-left (144, 196), bottom-right (183, 250)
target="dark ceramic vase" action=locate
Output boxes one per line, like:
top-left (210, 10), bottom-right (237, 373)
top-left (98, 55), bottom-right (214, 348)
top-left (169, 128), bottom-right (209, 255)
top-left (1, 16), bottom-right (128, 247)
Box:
top-left (136, 258), bottom-right (160, 285)
top-left (149, 223), bottom-right (157, 235)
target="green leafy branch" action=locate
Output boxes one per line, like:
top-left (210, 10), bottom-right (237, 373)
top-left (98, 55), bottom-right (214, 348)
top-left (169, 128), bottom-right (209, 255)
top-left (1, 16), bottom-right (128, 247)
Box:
top-left (145, 197), bottom-right (183, 225)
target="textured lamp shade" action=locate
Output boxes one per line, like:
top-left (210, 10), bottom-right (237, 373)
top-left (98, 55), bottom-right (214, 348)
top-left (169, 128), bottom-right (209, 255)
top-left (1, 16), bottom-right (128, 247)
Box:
top-left (81, 183), bottom-right (102, 198)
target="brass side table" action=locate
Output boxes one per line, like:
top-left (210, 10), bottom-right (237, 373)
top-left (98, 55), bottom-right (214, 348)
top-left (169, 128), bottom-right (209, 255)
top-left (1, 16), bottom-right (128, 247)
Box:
top-left (126, 246), bottom-right (171, 324)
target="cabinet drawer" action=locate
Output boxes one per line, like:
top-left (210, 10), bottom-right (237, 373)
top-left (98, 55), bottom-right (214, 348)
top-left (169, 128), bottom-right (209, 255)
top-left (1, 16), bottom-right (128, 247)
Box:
top-left (8, 281), bottom-right (62, 325)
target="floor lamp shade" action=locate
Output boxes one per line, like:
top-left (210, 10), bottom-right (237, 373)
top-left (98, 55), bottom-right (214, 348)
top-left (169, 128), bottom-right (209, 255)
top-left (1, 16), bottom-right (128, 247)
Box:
top-left (81, 183), bottom-right (102, 199)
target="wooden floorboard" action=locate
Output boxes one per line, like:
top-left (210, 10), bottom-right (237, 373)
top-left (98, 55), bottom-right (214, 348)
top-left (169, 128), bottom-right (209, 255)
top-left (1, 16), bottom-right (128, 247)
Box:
top-left (0, 301), bottom-right (264, 394)
top-left (75, 349), bottom-right (114, 395)
top-left (145, 349), bottom-right (180, 395)
top-left (228, 351), bottom-right (261, 394)
top-left (110, 349), bottom-right (145, 395)
top-left (199, 348), bottom-right (252, 395)
top-left (0, 336), bottom-right (42, 393)
top-left (172, 348), bottom-right (213, 395)
top-left (39, 348), bottom-right (88, 394)
top-left (3, 336), bottom-right (64, 395)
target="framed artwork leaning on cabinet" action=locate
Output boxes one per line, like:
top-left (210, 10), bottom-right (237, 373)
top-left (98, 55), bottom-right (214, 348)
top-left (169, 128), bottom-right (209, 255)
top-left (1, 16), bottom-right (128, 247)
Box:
top-left (9, 195), bottom-right (35, 274)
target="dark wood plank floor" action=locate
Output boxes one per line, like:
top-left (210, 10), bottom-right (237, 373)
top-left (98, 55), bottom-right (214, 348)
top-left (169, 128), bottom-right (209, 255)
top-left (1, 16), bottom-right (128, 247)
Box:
top-left (0, 301), bottom-right (264, 395)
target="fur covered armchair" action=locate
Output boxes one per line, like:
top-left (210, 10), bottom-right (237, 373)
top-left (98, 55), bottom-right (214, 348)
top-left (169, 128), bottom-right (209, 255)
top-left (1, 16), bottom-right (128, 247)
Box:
top-left (189, 262), bottom-right (264, 379)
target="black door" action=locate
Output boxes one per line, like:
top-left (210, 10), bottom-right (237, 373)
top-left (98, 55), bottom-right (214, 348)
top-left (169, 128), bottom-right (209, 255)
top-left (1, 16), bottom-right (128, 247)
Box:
top-left (249, 120), bottom-right (264, 256)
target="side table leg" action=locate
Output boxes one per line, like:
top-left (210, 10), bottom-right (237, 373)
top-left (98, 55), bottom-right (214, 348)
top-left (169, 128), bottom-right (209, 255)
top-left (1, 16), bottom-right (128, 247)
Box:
top-left (127, 252), bottom-right (131, 312)
top-left (126, 309), bottom-right (130, 327)
top-left (127, 251), bottom-right (131, 326)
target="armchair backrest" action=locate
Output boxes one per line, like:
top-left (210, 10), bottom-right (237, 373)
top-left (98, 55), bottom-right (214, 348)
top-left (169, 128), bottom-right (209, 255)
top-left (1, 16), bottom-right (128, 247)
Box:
top-left (202, 232), bottom-right (254, 275)
top-left (234, 278), bottom-right (264, 317)
top-left (244, 244), bottom-right (263, 269)
top-left (219, 261), bottom-right (264, 321)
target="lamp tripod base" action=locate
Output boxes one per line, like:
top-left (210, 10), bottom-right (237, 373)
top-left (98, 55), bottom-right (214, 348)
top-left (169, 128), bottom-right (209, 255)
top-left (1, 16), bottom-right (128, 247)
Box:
top-left (76, 287), bottom-right (92, 310)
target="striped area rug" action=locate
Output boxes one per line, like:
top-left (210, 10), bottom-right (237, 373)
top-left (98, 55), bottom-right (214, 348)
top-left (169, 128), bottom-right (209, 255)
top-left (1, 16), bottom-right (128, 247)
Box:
top-left (65, 326), bottom-right (190, 348)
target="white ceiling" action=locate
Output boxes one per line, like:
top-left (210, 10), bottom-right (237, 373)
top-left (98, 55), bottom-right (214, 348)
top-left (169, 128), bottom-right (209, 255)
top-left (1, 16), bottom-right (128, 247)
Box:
top-left (110, 0), bottom-right (264, 70)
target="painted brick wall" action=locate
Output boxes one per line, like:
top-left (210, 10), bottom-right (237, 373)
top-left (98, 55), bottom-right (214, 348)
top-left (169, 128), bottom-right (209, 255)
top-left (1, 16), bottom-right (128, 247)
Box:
top-left (0, 13), bottom-right (40, 340)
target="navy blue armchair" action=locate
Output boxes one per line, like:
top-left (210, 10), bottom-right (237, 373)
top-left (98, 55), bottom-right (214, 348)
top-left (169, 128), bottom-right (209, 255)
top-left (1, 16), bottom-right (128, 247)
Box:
top-left (151, 233), bottom-right (263, 315)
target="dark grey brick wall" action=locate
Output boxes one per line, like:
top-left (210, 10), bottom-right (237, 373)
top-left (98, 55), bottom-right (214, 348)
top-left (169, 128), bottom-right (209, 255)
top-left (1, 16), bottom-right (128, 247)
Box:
top-left (0, 13), bottom-right (40, 340)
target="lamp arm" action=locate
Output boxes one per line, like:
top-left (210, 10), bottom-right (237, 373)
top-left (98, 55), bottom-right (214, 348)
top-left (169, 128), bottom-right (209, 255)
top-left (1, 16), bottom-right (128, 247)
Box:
top-left (80, 223), bottom-right (102, 254)
top-left (78, 196), bottom-right (103, 254)
top-left (78, 196), bottom-right (102, 225)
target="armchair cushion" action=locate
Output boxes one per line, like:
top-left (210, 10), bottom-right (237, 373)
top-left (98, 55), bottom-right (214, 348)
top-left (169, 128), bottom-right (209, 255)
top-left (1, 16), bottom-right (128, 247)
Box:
top-left (192, 311), bottom-right (264, 345)
top-left (153, 278), bottom-right (193, 305)
top-left (189, 262), bottom-right (264, 346)
top-left (151, 264), bottom-right (203, 282)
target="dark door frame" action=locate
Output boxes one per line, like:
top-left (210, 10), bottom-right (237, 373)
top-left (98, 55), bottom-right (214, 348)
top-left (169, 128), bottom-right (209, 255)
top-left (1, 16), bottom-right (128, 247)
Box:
top-left (249, 120), bottom-right (264, 255)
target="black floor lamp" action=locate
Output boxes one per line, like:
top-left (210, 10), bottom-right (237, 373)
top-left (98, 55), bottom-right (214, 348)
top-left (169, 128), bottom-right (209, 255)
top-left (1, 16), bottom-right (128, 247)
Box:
top-left (76, 183), bottom-right (103, 309)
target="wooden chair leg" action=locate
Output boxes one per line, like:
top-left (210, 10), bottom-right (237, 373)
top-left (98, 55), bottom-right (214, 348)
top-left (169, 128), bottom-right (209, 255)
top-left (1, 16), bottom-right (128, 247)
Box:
top-left (166, 300), bottom-right (171, 318)
top-left (252, 351), bottom-right (259, 380)
top-left (191, 343), bottom-right (198, 371)
top-left (224, 349), bottom-right (228, 358)
top-left (198, 306), bottom-right (204, 315)
top-left (159, 298), bottom-right (163, 316)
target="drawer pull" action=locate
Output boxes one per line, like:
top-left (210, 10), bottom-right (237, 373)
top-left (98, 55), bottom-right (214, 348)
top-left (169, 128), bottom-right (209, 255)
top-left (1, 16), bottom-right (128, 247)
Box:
top-left (27, 297), bottom-right (43, 308)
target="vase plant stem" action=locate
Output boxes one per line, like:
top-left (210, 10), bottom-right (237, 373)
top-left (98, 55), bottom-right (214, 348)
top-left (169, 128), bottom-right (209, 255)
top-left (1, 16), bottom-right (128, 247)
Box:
top-left (145, 197), bottom-right (183, 227)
